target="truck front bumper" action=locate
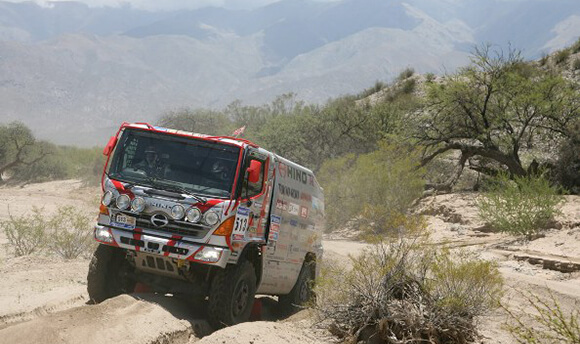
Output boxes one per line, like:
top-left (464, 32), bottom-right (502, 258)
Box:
top-left (94, 225), bottom-right (231, 269)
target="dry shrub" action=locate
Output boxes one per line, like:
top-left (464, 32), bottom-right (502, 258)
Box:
top-left (315, 236), bottom-right (503, 343)
top-left (48, 206), bottom-right (95, 259)
top-left (504, 291), bottom-right (580, 344)
top-left (0, 206), bottom-right (94, 259)
top-left (0, 207), bottom-right (47, 256)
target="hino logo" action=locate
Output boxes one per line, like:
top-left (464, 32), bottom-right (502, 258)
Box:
top-left (151, 214), bottom-right (169, 228)
top-left (149, 201), bottom-right (171, 210)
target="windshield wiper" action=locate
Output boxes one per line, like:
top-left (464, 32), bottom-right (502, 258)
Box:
top-left (146, 177), bottom-right (207, 204)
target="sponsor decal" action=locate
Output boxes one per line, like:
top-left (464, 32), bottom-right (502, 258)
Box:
top-left (269, 232), bottom-right (279, 241)
top-left (300, 206), bottom-right (309, 219)
top-left (233, 234), bottom-right (244, 241)
top-left (276, 199), bottom-right (287, 211)
top-left (288, 202), bottom-right (299, 216)
top-left (269, 222), bottom-right (280, 241)
top-left (271, 215), bottom-right (281, 224)
top-left (278, 184), bottom-right (300, 199)
top-left (300, 192), bottom-right (312, 203)
top-left (278, 163), bottom-right (287, 177)
top-left (237, 207), bottom-right (251, 216)
top-left (312, 196), bottom-right (322, 211)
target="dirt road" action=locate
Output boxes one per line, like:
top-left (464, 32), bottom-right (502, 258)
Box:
top-left (0, 181), bottom-right (579, 344)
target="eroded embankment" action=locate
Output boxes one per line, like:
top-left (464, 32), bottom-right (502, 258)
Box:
top-left (0, 295), bottom-right (196, 344)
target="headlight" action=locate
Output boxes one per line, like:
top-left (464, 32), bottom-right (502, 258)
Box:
top-left (186, 207), bottom-right (202, 223)
top-left (171, 205), bottom-right (185, 220)
top-left (203, 211), bottom-right (220, 226)
top-left (131, 197), bottom-right (146, 213)
top-left (116, 194), bottom-right (130, 210)
top-left (194, 246), bottom-right (223, 263)
top-left (95, 226), bottom-right (114, 244)
top-left (102, 191), bottom-right (114, 206)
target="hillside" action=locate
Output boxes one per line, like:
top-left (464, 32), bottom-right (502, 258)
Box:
top-left (0, 0), bottom-right (579, 145)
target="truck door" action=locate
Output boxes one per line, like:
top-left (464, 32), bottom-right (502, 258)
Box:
top-left (233, 149), bottom-right (274, 245)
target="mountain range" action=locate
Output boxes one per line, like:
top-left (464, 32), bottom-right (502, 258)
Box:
top-left (0, 0), bottom-right (579, 145)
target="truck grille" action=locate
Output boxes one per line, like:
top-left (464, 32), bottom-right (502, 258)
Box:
top-left (135, 215), bottom-right (209, 239)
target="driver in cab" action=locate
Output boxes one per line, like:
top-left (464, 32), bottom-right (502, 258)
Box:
top-left (134, 146), bottom-right (170, 178)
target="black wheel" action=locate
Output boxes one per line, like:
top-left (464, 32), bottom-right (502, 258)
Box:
top-left (207, 261), bottom-right (257, 328)
top-left (278, 260), bottom-right (315, 316)
top-left (87, 245), bottom-right (135, 303)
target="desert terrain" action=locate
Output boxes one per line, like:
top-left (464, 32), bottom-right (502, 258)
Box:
top-left (0, 180), bottom-right (579, 343)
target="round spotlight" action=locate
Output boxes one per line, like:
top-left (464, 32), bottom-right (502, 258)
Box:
top-left (203, 211), bottom-right (220, 226)
top-left (116, 194), bottom-right (130, 210)
top-left (171, 205), bottom-right (185, 220)
top-left (131, 197), bottom-right (146, 213)
top-left (186, 207), bottom-right (202, 223)
top-left (102, 191), bottom-right (114, 206)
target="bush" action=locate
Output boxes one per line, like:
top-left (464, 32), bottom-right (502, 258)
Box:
top-left (315, 238), bottom-right (503, 343)
top-left (572, 38), bottom-right (580, 54)
top-left (554, 49), bottom-right (570, 65)
top-left (539, 53), bottom-right (549, 66)
top-left (318, 141), bottom-right (424, 234)
top-left (573, 58), bottom-right (580, 71)
top-left (358, 80), bottom-right (387, 99)
top-left (0, 206), bottom-right (94, 259)
top-left (48, 206), bottom-right (95, 259)
top-left (400, 78), bottom-right (417, 94)
top-left (504, 291), bottom-right (580, 344)
top-left (1, 207), bottom-right (47, 256)
top-left (396, 67), bottom-right (415, 81)
top-left (477, 173), bottom-right (564, 238)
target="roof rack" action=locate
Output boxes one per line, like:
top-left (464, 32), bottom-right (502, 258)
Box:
top-left (206, 136), bottom-right (259, 148)
top-left (124, 122), bottom-right (259, 147)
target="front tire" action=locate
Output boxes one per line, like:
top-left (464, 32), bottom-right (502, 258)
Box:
top-left (87, 245), bottom-right (135, 303)
top-left (207, 261), bottom-right (257, 328)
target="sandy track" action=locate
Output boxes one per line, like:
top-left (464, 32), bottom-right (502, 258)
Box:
top-left (1, 180), bottom-right (579, 344)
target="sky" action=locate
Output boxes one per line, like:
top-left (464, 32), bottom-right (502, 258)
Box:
top-left (3, 0), bottom-right (339, 10)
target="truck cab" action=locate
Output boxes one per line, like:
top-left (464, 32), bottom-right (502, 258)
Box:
top-left (88, 122), bottom-right (324, 327)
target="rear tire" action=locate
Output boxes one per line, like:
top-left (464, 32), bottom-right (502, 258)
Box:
top-left (87, 245), bottom-right (135, 303)
top-left (207, 261), bottom-right (257, 328)
top-left (278, 260), bottom-right (315, 316)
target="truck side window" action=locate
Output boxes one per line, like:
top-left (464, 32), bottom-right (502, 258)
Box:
top-left (242, 158), bottom-right (265, 198)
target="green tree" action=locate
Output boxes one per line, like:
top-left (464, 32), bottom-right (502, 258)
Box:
top-left (319, 141), bottom-right (424, 233)
top-left (0, 122), bottom-right (52, 183)
top-left (157, 108), bottom-right (234, 136)
top-left (415, 45), bottom-right (580, 189)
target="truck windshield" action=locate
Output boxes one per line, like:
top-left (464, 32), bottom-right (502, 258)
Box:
top-left (107, 128), bottom-right (240, 199)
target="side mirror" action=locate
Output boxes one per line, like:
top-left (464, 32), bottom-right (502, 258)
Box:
top-left (247, 160), bottom-right (262, 184)
top-left (103, 136), bottom-right (117, 156)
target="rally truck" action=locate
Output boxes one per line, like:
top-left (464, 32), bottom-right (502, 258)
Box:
top-left (88, 122), bottom-right (324, 327)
